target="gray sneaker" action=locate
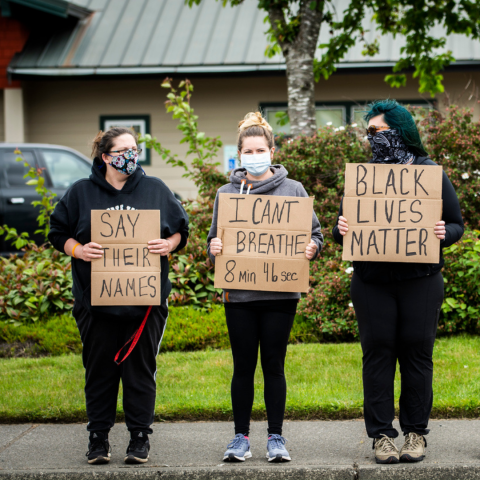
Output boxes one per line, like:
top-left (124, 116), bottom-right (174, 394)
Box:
top-left (223, 434), bottom-right (252, 462)
top-left (266, 434), bottom-right (291, 462)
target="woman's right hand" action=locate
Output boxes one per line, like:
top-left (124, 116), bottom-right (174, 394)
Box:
top-left (338, 216), bottom-right (349, 236)
top-left (210, 237), bottom-right (223, 256)
top-left (77, 242), bottom-right (104, 262)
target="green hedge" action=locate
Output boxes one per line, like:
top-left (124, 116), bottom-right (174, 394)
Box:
top-left (0, 305), bottom-right (324, 358)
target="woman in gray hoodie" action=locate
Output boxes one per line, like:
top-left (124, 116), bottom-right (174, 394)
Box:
top-left (207, 112), bottom-right (323, 463)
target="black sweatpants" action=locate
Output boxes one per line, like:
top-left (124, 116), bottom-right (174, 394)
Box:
top-left (73, 302), bottom-right (168, 434)
top-left (350, 272), bottom-right (444, 439)
top-left (224, 299), bottom-right (297, 436)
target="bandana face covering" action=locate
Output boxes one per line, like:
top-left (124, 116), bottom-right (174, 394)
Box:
top-left (367, 129), bottom-right (416, 165)
top-left (106, 148), bottom-right (139, 175)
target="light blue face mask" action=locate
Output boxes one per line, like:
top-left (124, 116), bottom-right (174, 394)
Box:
top-left (240, 151), bottom-right (272, 177)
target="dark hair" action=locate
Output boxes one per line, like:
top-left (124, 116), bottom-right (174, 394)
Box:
top-left (91, 127), bottom-right (138, 159)
top-left (364, 99), bottom-right (428, 157)
top-left (237, 112), bottom-right (275, 151)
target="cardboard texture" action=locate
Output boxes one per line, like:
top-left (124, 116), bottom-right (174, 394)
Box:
top-left (343, 164), bottom-right (443, 263)
top-left (91, 210), bottom-right (161, 306)
top-left (214, 193), bottom-right (313, 292)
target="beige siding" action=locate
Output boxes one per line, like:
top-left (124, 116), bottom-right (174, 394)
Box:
top-left (0, 90), bottom-right (4, 142)
top-left (22, 71), bottom-right (480, 198)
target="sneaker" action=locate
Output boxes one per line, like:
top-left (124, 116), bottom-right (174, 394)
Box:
top-left (266, 434), bottom-right (291, 462)
top-left (400, 432), bottom-right (426, 462)
top-left (373, 435), bottom-right (399, 464)
top-left (124, 431), bottom-right (150, 464)
top-left (86, 431), bottom-right (111, 464)
top-left (223, 434), bottom-right (252, 462)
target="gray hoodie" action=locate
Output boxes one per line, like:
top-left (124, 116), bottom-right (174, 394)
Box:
top-left (207, 165), bottom-right (324, 303)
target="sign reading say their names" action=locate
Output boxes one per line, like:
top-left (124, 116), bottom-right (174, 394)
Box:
top-left (214, 193), bottom-right (313, 292)
top-left (91, 210), bottom-right (161, 306)
top-left (342, 163), bottom-right (443, 263)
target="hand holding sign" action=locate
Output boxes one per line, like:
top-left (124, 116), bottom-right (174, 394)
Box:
top-left (148, 238), bottom-right (172, 256)
top-left (76, 242), bottom-right (104, 262)
top-left (305, 240), bottom-right (318, 260)
top-left (210, 237), bottom-right (223, 256)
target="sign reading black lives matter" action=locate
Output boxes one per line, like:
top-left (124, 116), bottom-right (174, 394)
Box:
top-left (91, 210), bottom-right (161, 306)
top-left (214, 193), bottom-right (313, 292)
top-left (342, 163), bottom-right (443, 263)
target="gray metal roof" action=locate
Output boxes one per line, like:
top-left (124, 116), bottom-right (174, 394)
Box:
top-left (8, 0), bottom-right (480, 76)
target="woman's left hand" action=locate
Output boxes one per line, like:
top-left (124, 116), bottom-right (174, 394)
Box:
top-left (434, 221), bottom-right (446, 240)
top-left (305, 240), bottom-right (318, 260)
top-left (148, 238), bottom-right (172, 256)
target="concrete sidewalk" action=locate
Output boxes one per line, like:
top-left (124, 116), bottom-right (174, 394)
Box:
top-left (1, 420), bottom-right (480, 480)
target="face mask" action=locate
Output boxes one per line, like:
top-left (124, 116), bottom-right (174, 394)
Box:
top-left (106, 149), bottom-right (139, 175)
top-left (241, 151), bottom-right (272, 177)
top-left (367, 129), bottom-right (416, 165)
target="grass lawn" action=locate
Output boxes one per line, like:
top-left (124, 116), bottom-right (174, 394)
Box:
top-left (1, 335), bottom-right (479, 423)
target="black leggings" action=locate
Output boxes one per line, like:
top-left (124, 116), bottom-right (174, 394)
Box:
top-left (350, 272), bottom-right (444, 439)
top-left (224, 300), bottom-right (297, 436)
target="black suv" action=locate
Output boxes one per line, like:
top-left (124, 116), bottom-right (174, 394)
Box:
top-left (0, 143), bottom-right (92, 255)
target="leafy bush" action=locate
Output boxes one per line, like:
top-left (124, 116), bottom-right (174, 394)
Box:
top-left (143, 79), bottom-right (226, 308)
top-left (275, 126), bottom-right (369, 256)
top-left (419, 105), bottom-right (480, 229)
top-left (440, 230), bottom-right (480, 334)
top-left (0, 313), bottom-right (80, 357)
top-left (0, 245), bottom-right (73, 325)
top-left (0, 305), bottom-right (324, 357)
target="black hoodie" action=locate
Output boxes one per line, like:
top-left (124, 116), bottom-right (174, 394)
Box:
top-left (48, 159), bottom-right (189, 320)
top-left (332, 156), bottom-right (464, 283)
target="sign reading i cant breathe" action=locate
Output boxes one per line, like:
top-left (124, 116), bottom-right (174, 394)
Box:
top-left (214, 193), bottom-right (313, 292)
top-left (342, 163), bottom-right (443, 263)
top-left (91, 210), bottom-right (161, 306)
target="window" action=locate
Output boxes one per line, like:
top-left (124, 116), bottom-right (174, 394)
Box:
top-left (262, 101), bottom-right (433, 134)
top-left (265, 106), bottom-right (346, 134)
top-left (100, 115), bottom-right (151, 166)
top-left (42, 150), bottom-right (91, 189)
top-left (3, 151), bottom-right (36, 188)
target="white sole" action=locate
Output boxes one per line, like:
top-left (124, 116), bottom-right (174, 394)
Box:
top-left (266, 452), bottom-right (291, 462)
top-left (124, 455), bottom-right (149, 464)
top-left (88, 454), bottom-right (111, 464)
top-left (223, 450), bottom-right (252, 462)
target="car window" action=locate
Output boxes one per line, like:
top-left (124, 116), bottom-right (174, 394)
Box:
top-left (3, 151), bottom-right (37, 188)
top-left (42, 149), bottom-right (91, 188)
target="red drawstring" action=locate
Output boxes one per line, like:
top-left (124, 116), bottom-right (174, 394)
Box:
top-left (114, 306), bottom-right (152, 365)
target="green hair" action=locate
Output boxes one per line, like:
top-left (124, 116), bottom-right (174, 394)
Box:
top-left (364, 99), bottom-right (428, 157)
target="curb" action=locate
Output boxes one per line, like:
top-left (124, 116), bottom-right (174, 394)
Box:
top-left (0, 467), bottom-right (354, 480)
top-left (2, 464), bottom-right (480, 480)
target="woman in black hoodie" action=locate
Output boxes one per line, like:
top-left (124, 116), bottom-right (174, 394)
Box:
top-left (332, 100), bottom-right (463, 465)
top-left (49, 127), bottom-right (189, 465)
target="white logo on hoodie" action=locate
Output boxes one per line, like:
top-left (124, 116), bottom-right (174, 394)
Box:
top-left (106, 205), bottom-right (136, 211)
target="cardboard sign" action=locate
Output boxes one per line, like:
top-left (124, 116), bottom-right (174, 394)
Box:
top-left (342, 163), bottom-right (443, 263)
top-left (91, 210), bottom-right (161, 306)
top-left (214, 193), bottom-right (313, 292)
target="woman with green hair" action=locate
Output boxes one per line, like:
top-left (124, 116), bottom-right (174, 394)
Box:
top-left (332, 100), bottom-right (464, 465)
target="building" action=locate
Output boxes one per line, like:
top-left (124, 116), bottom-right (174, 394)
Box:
top-left (1, 0), bottom-right (480, 198)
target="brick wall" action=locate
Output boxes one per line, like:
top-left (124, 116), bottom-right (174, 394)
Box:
top-left (0, 16), bottom-right (29, 89)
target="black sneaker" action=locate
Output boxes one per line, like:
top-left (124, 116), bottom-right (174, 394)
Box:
top-left (125, 431), bottom-right (150, 464)
top-left (86, 431), bottom-right (111, 464)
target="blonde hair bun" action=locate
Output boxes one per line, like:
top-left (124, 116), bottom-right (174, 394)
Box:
top-left (238, 111), bottom-right (273, 133)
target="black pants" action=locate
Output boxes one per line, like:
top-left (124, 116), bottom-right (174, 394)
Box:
top-left (350, 272), bottom-right (444, 439)
top-left (74, 302), bottom-right (168, 434)
top-left (224, 300), bottom-right (297, 436)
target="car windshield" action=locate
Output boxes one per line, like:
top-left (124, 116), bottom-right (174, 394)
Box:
top-left (42, 149), bottom-right (91, 189)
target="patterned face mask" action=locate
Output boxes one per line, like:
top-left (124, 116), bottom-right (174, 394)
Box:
top-left (106, 148), bottom-right (139, 175)
top-left (367, 129), bottom-right (416, 165)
